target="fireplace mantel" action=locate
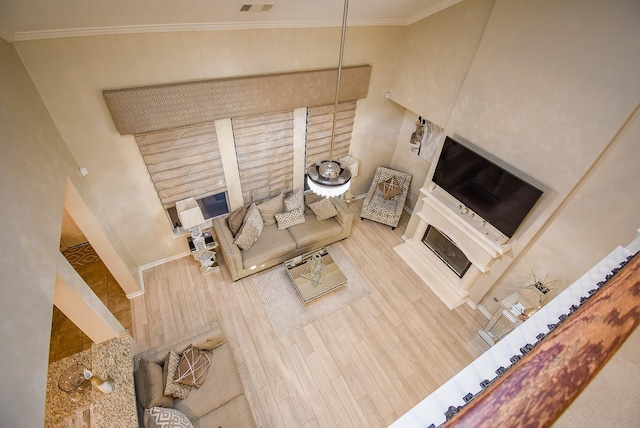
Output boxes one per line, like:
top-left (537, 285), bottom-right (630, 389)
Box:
top-left (395, 186), bottom-right (512, 309)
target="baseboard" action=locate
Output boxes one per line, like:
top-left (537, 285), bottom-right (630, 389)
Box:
top-left (476, 303), bottom-right (492, 319)
top-left (136, 251), bottom-right (191, 295)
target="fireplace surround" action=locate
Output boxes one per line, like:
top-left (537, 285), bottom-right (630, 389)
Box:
top-left (422, 226), bottom-right (471, 278)
top-left (394, 186), bottom-right (511, 309)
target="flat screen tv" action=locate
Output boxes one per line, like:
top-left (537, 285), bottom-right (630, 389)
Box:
top-left (432, 136), bottom-right (543, 238)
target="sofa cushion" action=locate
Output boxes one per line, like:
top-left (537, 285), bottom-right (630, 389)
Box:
top-left (241, 224), bottom-right (297, 269)
top-left (227, 205), bottom-right (247, 236)
top-left (287, 213), bottom-right (343, 248)
top-left (284, 189), bottom-right (304, 212)
top-left (135, 358), bottom-right (174, 409)
top-left (256, 193), bottom-right (284, 225)
top-left (275, 207), bottom-right (305, 230)
top-left (234, 204), bottom-right (263, 251)
top-left (308, 198), bottom-right (338, 220)
top-left (173, 343), bottom-right (245, 421)
top-left (174, 345), bottom-right (211, 388)
top-left (163, 350), bottom-right (191, 399)
top-left (144, 407), bottom-right (193, 428)
top-left (191, 394), bottom-right (255, 428)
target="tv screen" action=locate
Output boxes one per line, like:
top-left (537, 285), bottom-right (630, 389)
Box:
top-left (432, 136), bottom-right (543, 238)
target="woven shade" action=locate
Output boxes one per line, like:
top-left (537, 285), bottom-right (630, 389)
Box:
top-left (233, 110), bottom-right (295, 203)
top-left (134, 122), bottom-right (225, 208)
top-left (306, 101), bottom-right (356, 169)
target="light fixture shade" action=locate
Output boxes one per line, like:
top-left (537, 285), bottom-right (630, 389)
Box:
top-left (307, 161), bottom-right (352, 197)
top-left (176, 197), bottom-right (206, 229)
top-left (307, 177), bottom-right (351, 198)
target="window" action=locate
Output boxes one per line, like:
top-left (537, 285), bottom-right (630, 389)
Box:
top-left (166, 191), bottom-right (229, 231)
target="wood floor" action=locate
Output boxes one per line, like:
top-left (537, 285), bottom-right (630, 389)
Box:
top-left (130, 199), bottom-right (489, 427)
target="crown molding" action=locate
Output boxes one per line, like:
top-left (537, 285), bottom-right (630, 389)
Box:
top-left (407, 0), bottom-right (463, 25)
top-left (11, 18), bottom-right (409, 42)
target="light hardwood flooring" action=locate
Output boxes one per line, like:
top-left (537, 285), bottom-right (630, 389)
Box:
top-left (131, 199), bottom-right (489, 427)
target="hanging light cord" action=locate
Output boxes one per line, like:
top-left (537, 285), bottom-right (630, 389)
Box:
top-left (329, 0), bottom-right (349, 162)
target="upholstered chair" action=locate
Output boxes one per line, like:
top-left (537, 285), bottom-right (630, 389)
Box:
top-left (360, 166), bottom-right (412, 230)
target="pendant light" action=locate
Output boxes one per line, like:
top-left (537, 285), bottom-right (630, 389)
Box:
top-left (306, 0), bottom-right (352, 198)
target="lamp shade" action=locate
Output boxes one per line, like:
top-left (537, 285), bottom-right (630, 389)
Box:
top-left (176, 197), bottom-right (205, 229)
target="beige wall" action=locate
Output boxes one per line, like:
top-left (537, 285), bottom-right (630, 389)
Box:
top-left (0, 39), bottom-right (109, 426)
top-left (448, 0), bottom-right (640, 309)
top-left (388, 0), bottom-right (496, 213)
top-left (14, 26), bottom-right (406, 267)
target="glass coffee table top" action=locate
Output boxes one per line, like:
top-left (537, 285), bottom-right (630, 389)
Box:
top-left (285, 249), bottom-right (347, 303)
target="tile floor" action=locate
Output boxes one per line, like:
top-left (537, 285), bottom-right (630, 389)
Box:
top-left (49, 244), bottom-right (132, 363)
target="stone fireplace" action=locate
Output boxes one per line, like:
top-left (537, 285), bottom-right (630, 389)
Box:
top-left (394, 186), bottom-right (511, 309)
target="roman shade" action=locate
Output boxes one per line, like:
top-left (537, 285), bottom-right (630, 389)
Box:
top-left (306, 101), bottom-right (356, 169)
top-left (233, 110), bottom-right (295, 204)
top-left (134, 122), bottom-right (224, 208)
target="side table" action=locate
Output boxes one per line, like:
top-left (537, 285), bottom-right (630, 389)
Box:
top-left (187, 228), bottom-right (219, 274)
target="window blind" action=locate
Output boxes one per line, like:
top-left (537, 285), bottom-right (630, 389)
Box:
top-left (233, 110), bottom-right (295, 204)
top-left (306, 101), bottom-right (356, 169)
top-left (134, 122), bottom-right (225, 208)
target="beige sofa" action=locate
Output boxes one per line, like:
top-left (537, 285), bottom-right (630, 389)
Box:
top-left (213, 196), bottom-right (353, 281)
top-left (133, 322), bottom-right (255, 428)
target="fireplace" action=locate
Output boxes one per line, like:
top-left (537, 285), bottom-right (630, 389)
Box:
top-left (422, 226), bottom-right (471, 278)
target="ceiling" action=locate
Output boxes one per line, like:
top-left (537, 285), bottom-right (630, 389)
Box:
top-left (0, 0), bottom-right (462, 42)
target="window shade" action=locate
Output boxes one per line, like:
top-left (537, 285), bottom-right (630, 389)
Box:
top-left (233, 111), bottom-right (295, 204)
top-left (134, 122), bottom-right (225, 208)
top-left (306, 101), bottom-right (356, 169)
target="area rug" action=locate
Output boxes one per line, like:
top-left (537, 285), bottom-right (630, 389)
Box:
top-left (252, 245), bottom-right (371, 338)
top-left (62, 243), bottom-right (100, 268)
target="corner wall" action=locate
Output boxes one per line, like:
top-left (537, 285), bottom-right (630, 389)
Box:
top-left (0, 38), bottom-right (137, 426)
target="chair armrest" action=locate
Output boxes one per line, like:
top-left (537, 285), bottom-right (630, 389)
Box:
top-left (212, 217), bottom-right (243, 281)
top-left (330, 197), bottom-right (353, 237)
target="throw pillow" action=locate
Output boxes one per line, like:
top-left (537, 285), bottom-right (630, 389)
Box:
top-left (256, 193), bottom-right (284, 225)
top-left (284, 189), bottom-right (304, 212)
top-left (275, 207), bottom-right (305, 230)
top-left (233, 204), bottom-right (263, 251)
top-left (377, 176), bottom-right (402, 200)
top-left (309, 198), bottom-right (338, 221)
top-left (163, 350), bottom-right (191, 400)
top-left (173, 345), bottom-right (211, 388)
top-left (227, 205), bottom-right (247, 236)
top-left (144, 407), bottom-right (194, 428)
top-left (135, 358), bottom-right (174, 409)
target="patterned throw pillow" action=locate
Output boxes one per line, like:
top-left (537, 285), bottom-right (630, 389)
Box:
top-left (377, 176), bottom-right (402, 200)
top-left (173, 345), bottom-right (211, 388)
top-left (234, 204), bottom-right (263, 251)
top-left (284, 190), bottom-right (304, 212)
top-left (144, 407), bottom-right (193, 428)
top-left (309, 198), bottom-right (338, 221)
top-left (256, 193), bottom-right (284, 225)
top-left (163, 350), bottom-right (191, 399)
top-left (275, 207), bottom-right (305, 230)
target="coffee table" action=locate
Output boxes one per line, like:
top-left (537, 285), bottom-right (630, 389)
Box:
top-left (284, 249), bottom-right (347, 303)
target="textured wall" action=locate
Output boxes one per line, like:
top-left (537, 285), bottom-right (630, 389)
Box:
top-left (15, 26), bottom-right (405, 267)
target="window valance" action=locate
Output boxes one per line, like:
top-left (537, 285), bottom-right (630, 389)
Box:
top-left (104, 65), bottom-right (371, 135)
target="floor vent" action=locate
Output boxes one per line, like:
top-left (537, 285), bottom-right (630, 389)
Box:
top-left (240, 4), bottom-right (273, 12)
